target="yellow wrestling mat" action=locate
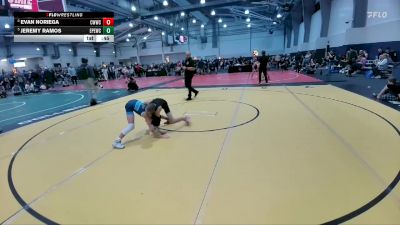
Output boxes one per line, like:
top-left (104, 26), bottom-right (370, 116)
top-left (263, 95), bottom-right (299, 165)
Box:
top-left (1, 85), bottom-right (399, 224)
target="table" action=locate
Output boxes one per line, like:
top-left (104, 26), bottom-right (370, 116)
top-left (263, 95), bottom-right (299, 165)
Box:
top-left (228, 64), bottom-right (252, 73)
top-left (146, 70), bottom-right (167, 77)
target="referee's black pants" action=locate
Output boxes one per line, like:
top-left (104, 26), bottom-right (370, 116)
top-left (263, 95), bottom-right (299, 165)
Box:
top-left (185, 73), bottom-right (198, 98)
top-left (259, 66), bottom-right (268, 83)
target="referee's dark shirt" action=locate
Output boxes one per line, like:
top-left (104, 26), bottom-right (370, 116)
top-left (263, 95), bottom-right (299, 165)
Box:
top-left (259, 55), bottom-right (269, 69)
top-left (184, 57), bottom-right (195, 76)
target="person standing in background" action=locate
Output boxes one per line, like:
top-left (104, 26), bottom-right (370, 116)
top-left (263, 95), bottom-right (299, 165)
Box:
top-left (295, 53), bottom-right (303, 73)
top-left (67, 63), bottom-right (78, 85)
top-left (377, 48), bottom-right (384, 59)
top-left (43, 67), bottom-right (55, 89)
top-left (183, 52), bottom-right (199, 101)
top-left (78, 58), bottom-right (99, 106)
top-left (16, 72), bottom-right (26, 94)
top-left (258, 50), bottom-right (269, 84)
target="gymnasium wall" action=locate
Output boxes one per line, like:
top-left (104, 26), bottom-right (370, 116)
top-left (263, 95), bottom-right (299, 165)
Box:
top-left (0, 43), bottom-right (117, 71)
top-left (285, 0), bottom-right (400, 55)
top-left (116, 31), bottom-right (285, 64)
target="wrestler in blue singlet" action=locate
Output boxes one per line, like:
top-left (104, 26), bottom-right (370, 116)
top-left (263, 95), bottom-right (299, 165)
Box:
top-left (125, 99), bottom-right (146, 116)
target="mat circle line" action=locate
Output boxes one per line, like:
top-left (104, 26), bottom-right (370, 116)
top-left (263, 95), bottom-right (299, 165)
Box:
top-left (160, 100), bottom-right (260, 132)
top-left (4, 90), bottom-right (400, 225)
top-left (0, 102), bottom-right (26, 113)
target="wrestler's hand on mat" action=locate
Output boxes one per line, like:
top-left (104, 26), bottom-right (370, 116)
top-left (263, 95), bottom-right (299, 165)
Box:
top-left (152, 128), bottom-right (169, 138)
top-left (164, 120), bottom-right (170, 125)
top-left (158, 129), bottom-right (167, 135)
top-left (184, 116), bottom-right (191, 126)
top-left (153, 133), bottom-right (169, 138)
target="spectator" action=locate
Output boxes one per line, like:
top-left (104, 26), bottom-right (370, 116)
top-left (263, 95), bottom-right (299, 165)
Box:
top-left (294, 53), bottom-right (302, 73)
top-left (385, 47), bottom-right (397, 62)
top-left (67, 63), bottom-right (78, 85)
top-left (303, 52), bottom-right (312, 67)
top-left (376, 77), bottom-right (400, 101)
top-left (9, 74), bottom-right (15, 89)
top-left (24, 82), bottom-right (31, 93)
top-left (127, 76), bottom-right (139, 92)
top-left (78, 58), bottom-right (99, 106)
top-left (3, 76), bottom-right (10, 91)
top-left (346, 47), bottom-right (358, 75)
top-left (134, 64), bottom-right (143, 77)
top-left (12, 84), bottom-right (22, 96)
top-left (304, 58), bottom-right (317, 74)
top-left (350, 52), bottom-right (367, 75)
top-left (279, 57), bottom-right (289, 70)
top-left (29, 82), bottom-right (36, 93)
top-left (377, 48), bottom-right (384, 59)
top-left (44, 67), bottom-right (55, 89)
top-left (363, 50), bottom-right (369, 59)
top-left (107, 64), bottom-right (116, 79)
top-left (197, 59), bottom-right (205, 75)
top-left (16, 73), bottom-right (26, 93)
top-left (0, 81), bottom-right (6, 98)
top-left (101, 64), bottom-right (109, 80)
top-left (175, 61), bottom-right (182, 76)
top-left (372, 53), bottom-right (389, 77)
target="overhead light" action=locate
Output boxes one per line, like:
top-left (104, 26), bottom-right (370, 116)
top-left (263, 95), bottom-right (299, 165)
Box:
top-left (169, 22), bottom-right (173, 26)
top-left (154, 16), bottom-right (159, 20)
top-left (93, 50), bottom-right (96, 53)
top-left (201, 24), bottom-right (205, 28)
top-left (68, 49), bottom-right (72, 52)
top-left (246, 18), bottom-right (250, 22)
top-left (180, 11), bottom-right (185, 17)
top-left (128, 33), bottom-right (132, 37)
top-left (200, 0), bottom-right (205, 4)
top-left (126, 38), bottom-right (130, 42)
top-left (113, 51), bottom-right (115, 54)
top-left (244, 9), bottom-right (249, 15)
top-left (181, 27), bottom-right (184, 31)
top-left (131, 5), bottom-right (136, 11)
top-left (163, 0), bottom-right (168, 6)
top-left (273, 21), bottom-right (277, 25)
top-left (247, 24), bottom-right (251, 28)
top-left (277, 13), bottom-right (282, 18)
top-left (129, 22), bottom-right (133, 27)
top-left (223, 24), bottom-right (227, 28)
top-left (36, 48), bottom-right (40, 51)
top-left (4, 23), bottom-right (10, 29)
top-left (192, 19), bottom-right (196, 24)
top-left (211, 10), bottom-right (216, 16)
top-left (161, 31), bottom-right (165, 35)
top-left (218, 18), bottom-right (222, 23)
top-left (143, 36), bottom-right (147, 40)
top-left (18, 57), bottom-right (27, 60)
top-left (1, 59), bottom-right (7, 62)
top-left (148, 27), bottom-right (152, 32)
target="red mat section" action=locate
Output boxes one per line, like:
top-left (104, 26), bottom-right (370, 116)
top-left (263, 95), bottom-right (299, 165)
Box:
top-left (161, 71), bottom-right (321, 88)
top-left (52, 71), bottom-right (320, 91)
top-left (52, 76), bottom-right (179, 91)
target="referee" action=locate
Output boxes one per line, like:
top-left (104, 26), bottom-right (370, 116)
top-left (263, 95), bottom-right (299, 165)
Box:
top-left (258, 50), bottom-right (269, 84)
top-left (183, 52), bottom-right (199, 101)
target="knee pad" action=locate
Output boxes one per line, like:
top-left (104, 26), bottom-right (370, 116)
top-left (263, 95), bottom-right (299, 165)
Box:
top-left (121, 123), bottom-right (135, 135)
top-left (151, 116), bottom-right (161, 127)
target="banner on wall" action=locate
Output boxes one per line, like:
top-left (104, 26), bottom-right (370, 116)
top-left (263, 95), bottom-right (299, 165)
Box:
top-left (37, 0), bottom-right (65, 12)
top-left (7, 0), bottom-right (38, 11)
top-left (2, 0), bottom-right (65, 12)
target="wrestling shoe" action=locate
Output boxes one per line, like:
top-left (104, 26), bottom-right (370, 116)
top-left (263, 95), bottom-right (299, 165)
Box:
top-left (112, 140), bottom-right (125, 149)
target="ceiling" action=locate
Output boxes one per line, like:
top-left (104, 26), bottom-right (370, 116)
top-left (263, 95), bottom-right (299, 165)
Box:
top-left (0, 0), bottom-right (296, 43)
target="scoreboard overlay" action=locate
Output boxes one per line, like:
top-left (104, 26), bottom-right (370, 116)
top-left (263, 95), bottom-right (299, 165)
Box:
top-left (14, 12), bottom-right (114, 43)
